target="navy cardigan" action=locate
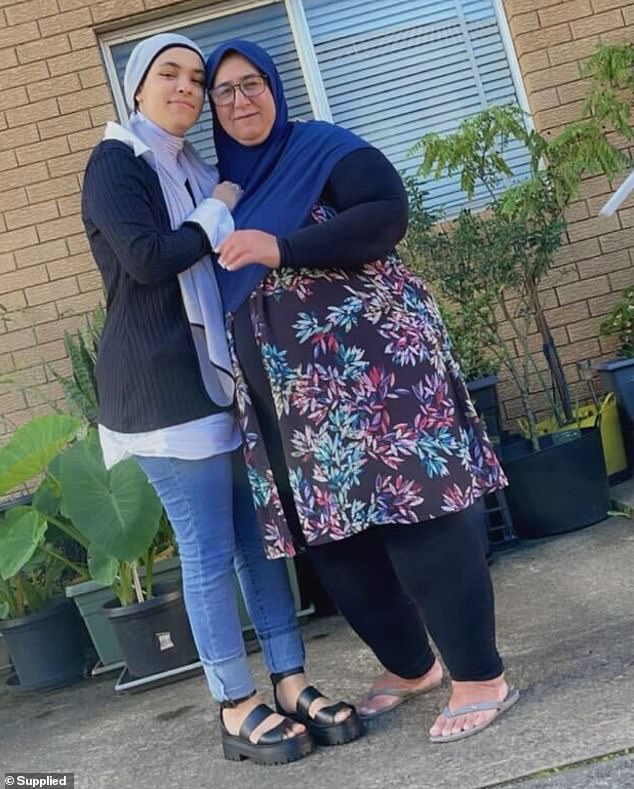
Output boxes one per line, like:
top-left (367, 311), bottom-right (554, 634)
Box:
top-left (82, 140), bottom-right (227, 432)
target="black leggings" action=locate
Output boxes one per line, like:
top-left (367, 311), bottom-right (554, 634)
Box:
top-left (234, 303), bottom-right (503, 682)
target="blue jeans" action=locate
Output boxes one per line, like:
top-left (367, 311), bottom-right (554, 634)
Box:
top-left (135, 451), bottom-right (305, 701)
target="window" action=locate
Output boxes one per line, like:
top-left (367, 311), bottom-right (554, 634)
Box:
top-left (103, 0), bottom-right (530, 213)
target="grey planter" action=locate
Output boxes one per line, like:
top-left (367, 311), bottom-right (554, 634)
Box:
top-left (66, 556), bottom-right (307, 674)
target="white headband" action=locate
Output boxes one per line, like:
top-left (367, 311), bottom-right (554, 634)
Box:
top-left (123, 32), bottom-right (205, 112)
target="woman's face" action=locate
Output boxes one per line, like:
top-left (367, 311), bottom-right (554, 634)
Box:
top-left (212, 53), bottom-right (276, 146)
top-left (135, 46), bottom-right (205, 136)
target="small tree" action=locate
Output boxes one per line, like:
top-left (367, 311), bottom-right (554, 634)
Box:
top-left (407, 42), bottom-right (634, 447)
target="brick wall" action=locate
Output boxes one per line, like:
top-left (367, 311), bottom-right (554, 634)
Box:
top-left (1, 0), bottom-right (633, 441)
top-left (500, 0), bottom-right (634, 422)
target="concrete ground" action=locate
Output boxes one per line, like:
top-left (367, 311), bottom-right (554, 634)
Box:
top-left (1, 503), bottom-right (633, 789)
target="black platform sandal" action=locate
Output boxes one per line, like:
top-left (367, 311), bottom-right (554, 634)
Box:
top-left (220, 690), bottom-right (315, 766)
top-left (271, 669), bottom-right (365, 747)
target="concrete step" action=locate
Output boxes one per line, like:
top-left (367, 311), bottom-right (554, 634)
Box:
top-left (611, 477), bottom-right (634, 520)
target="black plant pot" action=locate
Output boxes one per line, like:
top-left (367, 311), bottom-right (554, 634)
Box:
top-left (467, 375), bottom-right (502, 442)
top-left (103, 583), bottom-right (198, 678)
top-left (596, 357), bottom-right (634, 423)
top-left (0, 597), bottom-right (89, 691)
top-left (500, 427), bottom-right (609, 539)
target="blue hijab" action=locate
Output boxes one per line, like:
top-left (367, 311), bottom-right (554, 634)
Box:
top-left (205, 40), bottom-right (369, 313)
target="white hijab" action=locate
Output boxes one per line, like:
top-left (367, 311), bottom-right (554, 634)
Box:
top-left (108, 33), bottom-right (235, 407)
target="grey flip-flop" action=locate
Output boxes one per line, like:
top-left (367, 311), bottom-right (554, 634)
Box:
top-left (429, 687), bottom-right (520, 743)
top-left (358, 679), bottom-right (443, 721)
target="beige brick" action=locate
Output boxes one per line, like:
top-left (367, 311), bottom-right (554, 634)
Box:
top-left (504, 0), bottom-right (561, 14)
top-left (566, 315), bottom-right (602, 343)
top-left (0, 45), bottom-right (18, 69)
top-left (5, 97), bottom-right (58, 129)
top-left (600, 23), bottom-right (634, 44)
top-left (535, 99), bottom-right (586, 131)
top-left (58, 83), bottom-right (111, 114)
top-left (77, 269), bottom-right (101, 292)
top-left (36, 213), bottom-right (82, 242)
top-left (38, 109), bottom-right (91, 140)
top-left (17, 33), bottom-right (69, 64)
top-left (624, 6), bottom-right (634, 24)
top-left (56, 192), bottom-right (81, 216)
top-left (25, 276), bottom-right (79, 306)
top-left (67, 125), bottom-right (101, 152)
top-left (34, 311), bottom-right (87, 344)
top-left (16, 135), bottom-right (69, 166)
top-left (516, 22), bottom-right (572, 56)
top-left (512, 11), bottom-right (540, 34)
top-left (0, 161), bottom-right (48, 191)
top-left (15, 238), bottom-right (68, 269)
top-left (46, 148), bottom-right (89, 177)
top-left (528, 87), bottom-right (560, 112)
top-left (0, 252), bottom-right (15, 274)
top-left (7, 404), bottom-right (59, 429)
top-left (557, 274), bottom-right (609, 305)
top-left (79, 65), bottom-right (106, 89)
top-left (6, 0), bottom-right (59, 25)
top-left (600, 228), bottom-right (634, 254)
top-left (25, 379), bottom-right (65, 408)
top-left (28, 72), bottom-right (80, 103)
top-left (557, 78), bottom-right (593, 104)
top-left (564, 200), bottom-right (590, 223)
top-left (0, 123), bottom-right (39, 152)
top-left (592, 0), bottom-right (632, 10)
top-left (91, 0), bottom-right (144, 23)
top-left (0, 262), bottom-right (47, 294)
top-left (5, 302), bottom-right (57, 330)
top-left (13, 338), bottom-right (66, 369)
top-left (588, 291), bottom-right (621, 316)
top-left (54, 289), bottom-right (100, 316)
top-left (0, 148), bottom-right (16, 170)
top-left (539, 0), bottom-right (593, 27)
top-left (517, 50), bottom-right (547, 74)
top-left (567, 213), bottom-right (620, 242)
top-left (58, 0), bottom-right (92, 9)
top-left (548, 35), bottom-right (600, 65)
top-left (525, 62), bottom-right (580, 93)
top-left (538, 264), bottom-right (579, 291)
top-left (46, 250), bottom-right (90, 279)
top-left (5, 199), bottom-right (58, 231)
top-left (0, 290), bottom-right (27, 313)
top-left (68, 27), bottom-right (95, 50)
top-left (617, 206), bottom-right (634, 228)
top-left (26, 173), bottom-right (79, 203)
top-left (47, 46), bottom-right (101, 77)
top-left (0, 226), bottom-right (38, 254)
top-left (609, 266), bottom-right (634, 291)
top-left (0, 390), bottom-right (26, 413)
top-left (578, 173), bottom-right (612, 199)
top-left (559, 336), bottom-right (601, 364)
top-left (0, 85), bottom-right (28, 112)
top-left (571, 8), bottom-right (624, 37)
top-left (544, 301), bottom-right (591, 327)
top-left (37, 8), bottom-right (91, 37)
top-left (66, 232), bottom-right (88, 255)
top-left (576, 249), bottom-right (631, 278)
top-left (2, 328), bottom-right (37, 358)
top-left (0, 20), bottom-right (40, 49)
top-left (89, 103), bottom-right (114, 126)
top-left (1, 186), bottom-right (28, 211)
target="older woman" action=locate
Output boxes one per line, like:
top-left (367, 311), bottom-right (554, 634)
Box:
top-left (81, 32), bottom-right (365, 766)
top-left (206, 40), bottom-right (519, 743)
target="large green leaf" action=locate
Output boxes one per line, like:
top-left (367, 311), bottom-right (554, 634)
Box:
top-left (0, 415), bottom-right (81, 495)
top-left (0, 507), bottom-right (47, 580)
top-left (88, 550), bottom-right (119, 586)
top-left (58, 432), bottom-right (162, 562)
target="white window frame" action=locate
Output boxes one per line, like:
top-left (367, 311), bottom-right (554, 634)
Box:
top-left (99, 0), bottom-right (531, 137)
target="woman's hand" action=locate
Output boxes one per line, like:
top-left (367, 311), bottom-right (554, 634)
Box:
top-left (216, 230), bottom-right (281, 271)
top-left (213, 181), bottom-right (243, 211)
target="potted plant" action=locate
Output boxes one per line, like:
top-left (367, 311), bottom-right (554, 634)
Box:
top-left (597, 285), bottom-right (634, 424)
top-left (405, 42), bottom-right (634, 539)
top-left (0, 415), bottom-right (92, 690)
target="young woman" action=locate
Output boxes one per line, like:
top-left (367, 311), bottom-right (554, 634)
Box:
top-left (206, 39), bottom-right (520, 743)
top-left (81, 32), bottom-right (362, 766)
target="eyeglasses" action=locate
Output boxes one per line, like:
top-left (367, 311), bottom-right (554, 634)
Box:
top-left (209, 74), bottom-right (268, 106)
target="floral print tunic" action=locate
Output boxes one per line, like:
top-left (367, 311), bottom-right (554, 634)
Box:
top-left (229, 212), bottom-right (507, 559)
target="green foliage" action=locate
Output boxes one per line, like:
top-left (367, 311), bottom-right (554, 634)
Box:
top-left (600, 285), bottom-right (634, 358)
top-left (406, 42), bottom-right (634, 442)
top-left (51, 307), bottom-right (104, 426)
